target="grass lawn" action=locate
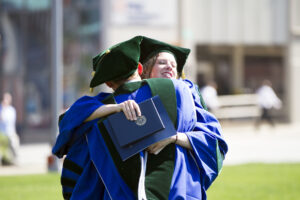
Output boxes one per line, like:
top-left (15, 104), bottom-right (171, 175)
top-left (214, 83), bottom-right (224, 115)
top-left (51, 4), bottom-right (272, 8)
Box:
top-left (207, 163), bottom-right (300, 200)
top-left (0, 163), bottom-right (299, 200)
top-left (0, 172), bottom-right (62, 200)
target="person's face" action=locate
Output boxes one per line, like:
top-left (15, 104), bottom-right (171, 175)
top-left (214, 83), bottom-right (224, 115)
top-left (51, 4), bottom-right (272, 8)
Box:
top-left (3, 93), bottom-right (12, 105)
top-left (150, 52), bottom-right (177, 79)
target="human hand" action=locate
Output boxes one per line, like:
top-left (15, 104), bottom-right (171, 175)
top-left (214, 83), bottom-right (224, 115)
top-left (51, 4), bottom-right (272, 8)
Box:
top-left (117, 100), bottom-right (141, 121)
top-left (146, 135), bottom-right (176, 155)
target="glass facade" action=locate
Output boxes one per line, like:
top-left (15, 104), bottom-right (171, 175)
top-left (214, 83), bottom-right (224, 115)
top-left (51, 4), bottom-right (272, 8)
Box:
top-left (0, 1), bottom-right (52, 137)
top-left (0, 0), bottom-right (101, 142)
top-left (63, 0), bottom-right (100, 108)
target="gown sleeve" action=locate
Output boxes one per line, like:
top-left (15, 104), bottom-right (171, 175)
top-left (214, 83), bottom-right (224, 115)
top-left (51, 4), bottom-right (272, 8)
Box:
top-left (52, 93), bottom-right (109, 158)
top-left (183, 79), bottom-right (228, 189)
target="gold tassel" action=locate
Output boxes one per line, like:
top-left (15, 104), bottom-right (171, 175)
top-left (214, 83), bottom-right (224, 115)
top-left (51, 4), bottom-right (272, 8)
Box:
top-left (90, 88), bottom-right (94, 93)
top-left (181, 70), bottom-right (186, 79)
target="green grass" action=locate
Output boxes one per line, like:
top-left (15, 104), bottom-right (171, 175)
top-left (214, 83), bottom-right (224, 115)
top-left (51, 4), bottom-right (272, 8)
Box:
top-left (0, 173), bottom-right (62, 200)
top-left (0, 163), bottom-right (300, 200)
top-left (207, 163), bottom-right (300, 200)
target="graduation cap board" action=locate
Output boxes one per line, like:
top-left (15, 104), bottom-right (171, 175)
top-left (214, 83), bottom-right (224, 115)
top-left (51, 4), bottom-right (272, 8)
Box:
top-left (140, 36), bottom-right (191, 74)
top-left (103, 95), bottom-right (176, 161)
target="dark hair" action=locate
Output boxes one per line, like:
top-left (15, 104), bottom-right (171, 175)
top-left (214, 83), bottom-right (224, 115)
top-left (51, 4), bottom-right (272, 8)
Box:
top-left (110, 70), bottom-right (138, 86)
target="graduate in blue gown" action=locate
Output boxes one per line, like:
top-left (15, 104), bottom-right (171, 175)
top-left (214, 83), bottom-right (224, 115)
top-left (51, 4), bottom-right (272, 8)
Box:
top-left (53, 36), bottom-right (228, 200)
top-left (139, 36), bottom-right (227, 198)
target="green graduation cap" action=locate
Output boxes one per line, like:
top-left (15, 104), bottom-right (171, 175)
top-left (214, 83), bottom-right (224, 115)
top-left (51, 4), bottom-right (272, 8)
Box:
top-left (139, 36), bottom-right (191, 74)
top-left (90, 36), bottom-right (143, 89)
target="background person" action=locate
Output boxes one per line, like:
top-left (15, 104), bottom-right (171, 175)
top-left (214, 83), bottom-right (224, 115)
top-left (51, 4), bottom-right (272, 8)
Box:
top-left (255, 79), bottom-right (282, 128)
top-left (0, 92), bottom-right (19, 161)
top-left (201, 80), bottom-right (220, 112)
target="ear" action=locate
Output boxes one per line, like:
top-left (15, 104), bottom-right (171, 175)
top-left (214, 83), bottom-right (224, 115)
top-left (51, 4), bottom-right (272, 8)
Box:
top-left (105, 81), bottom-right (113, 88)
top-left (138, 62), bottom-right (143, 75)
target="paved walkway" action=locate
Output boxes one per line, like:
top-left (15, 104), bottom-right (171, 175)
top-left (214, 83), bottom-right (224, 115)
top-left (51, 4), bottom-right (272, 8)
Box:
top-left (222, 122), bottom-right (300, 165)
top-left (0, 122), bottom-right (300, 176)
top-left (0, 143), bottom-right (51, 176)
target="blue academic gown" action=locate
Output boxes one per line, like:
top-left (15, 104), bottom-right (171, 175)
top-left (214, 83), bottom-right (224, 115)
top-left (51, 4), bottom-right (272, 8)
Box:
top-left (53, 78), bottom-right (228, 200)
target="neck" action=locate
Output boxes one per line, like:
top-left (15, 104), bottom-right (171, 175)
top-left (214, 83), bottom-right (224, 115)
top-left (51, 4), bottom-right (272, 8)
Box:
top-left (127, 77), bottom-right (141, 82)
top-left (127, 72), bottom-right (141, 82)
top-left (113, 78), bottom-right (141, 91)
top-left (110, 71), bottom-right (141, 91)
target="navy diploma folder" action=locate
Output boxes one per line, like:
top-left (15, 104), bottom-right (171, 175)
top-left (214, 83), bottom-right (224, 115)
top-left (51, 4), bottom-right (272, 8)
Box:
top-left (103, 95), bottom-right (176, 161)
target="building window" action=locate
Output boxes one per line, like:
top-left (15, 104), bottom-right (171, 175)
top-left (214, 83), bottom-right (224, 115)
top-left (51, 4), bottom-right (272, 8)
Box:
top-left (291, 0), bottom-right (300, 35)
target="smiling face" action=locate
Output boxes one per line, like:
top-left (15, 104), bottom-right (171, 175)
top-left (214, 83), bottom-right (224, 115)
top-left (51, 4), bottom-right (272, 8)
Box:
top-left (149, 52), bottom-right (178, 79)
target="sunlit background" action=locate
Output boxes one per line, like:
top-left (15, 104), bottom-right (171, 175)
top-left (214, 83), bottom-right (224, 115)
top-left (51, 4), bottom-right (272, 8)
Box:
top-left (1, 0), bottom-right (300, 176)
top-left (1, 1), bottom-right (300, 199)
top-left (1, 0), bottom-right (300, 143)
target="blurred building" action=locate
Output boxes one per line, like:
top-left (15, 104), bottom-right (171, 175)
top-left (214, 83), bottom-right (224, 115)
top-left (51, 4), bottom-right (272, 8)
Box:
top-left (101, 0), bottom-right (300, 123)
top-left (0, 0), bottom-right (300, 143)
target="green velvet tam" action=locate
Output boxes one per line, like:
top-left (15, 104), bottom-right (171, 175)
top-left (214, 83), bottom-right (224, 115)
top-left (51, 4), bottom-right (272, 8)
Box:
top-left (140, 36), bottom-right (191, 74)
top-left (90, 36), bottom-right (143, 88)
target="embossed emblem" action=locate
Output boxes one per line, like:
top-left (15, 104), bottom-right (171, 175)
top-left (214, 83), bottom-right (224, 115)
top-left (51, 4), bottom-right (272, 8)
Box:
top-left (135, 115), bottom-right (147, 126)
